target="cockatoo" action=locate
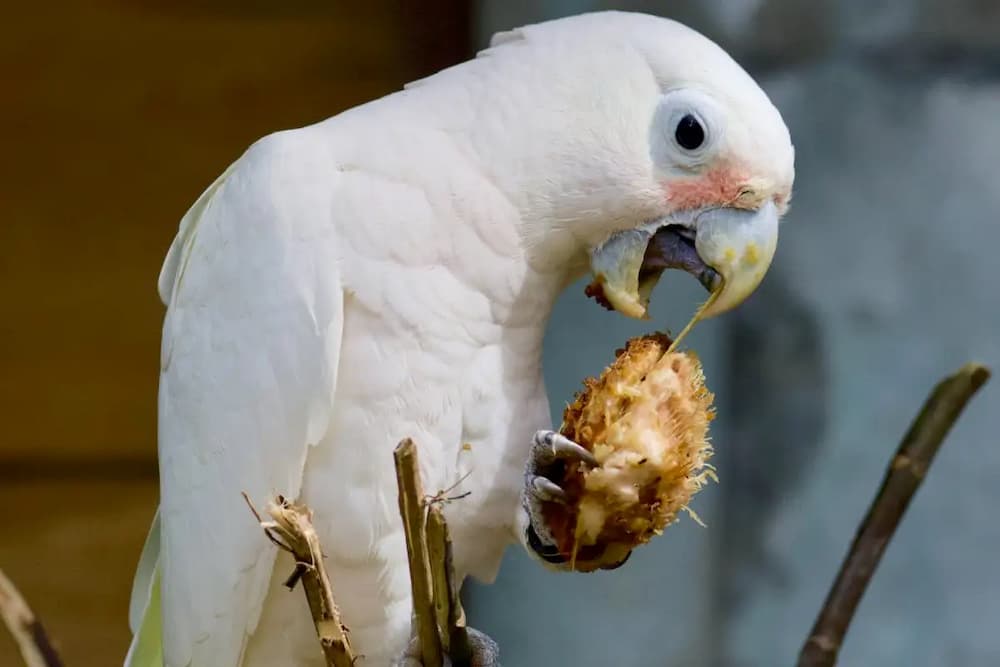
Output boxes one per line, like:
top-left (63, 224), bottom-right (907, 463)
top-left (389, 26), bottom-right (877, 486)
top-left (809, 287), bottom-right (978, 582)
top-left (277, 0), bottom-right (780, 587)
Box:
top-left (125, 10), bottom-right (793, 667)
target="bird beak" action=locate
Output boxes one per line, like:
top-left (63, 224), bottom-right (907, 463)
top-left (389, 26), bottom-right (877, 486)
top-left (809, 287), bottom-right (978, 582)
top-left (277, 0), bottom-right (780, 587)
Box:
top-left (587, 199), bottom-right (779, 320)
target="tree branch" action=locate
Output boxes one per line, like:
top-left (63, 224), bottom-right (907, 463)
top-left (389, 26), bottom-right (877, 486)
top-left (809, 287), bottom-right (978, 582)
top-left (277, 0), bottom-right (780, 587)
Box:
top-left (242, 441), bottom-right (469, 667)
top-left (394, 438), bottom-right (443, 667)
top-left (798, 363), bottom-right (991, 667)
top-left (0, 567), bottom-right (64, 667)
top-left (244, 493), bottom-right (355, 667)
top-left (426, 506), bottom-right (452, 656)
top-left (426, 504), bottom-right (473, 666)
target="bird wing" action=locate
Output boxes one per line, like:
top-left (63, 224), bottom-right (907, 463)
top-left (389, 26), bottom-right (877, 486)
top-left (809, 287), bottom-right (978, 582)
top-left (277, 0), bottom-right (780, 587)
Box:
top-left (126, 129), bottom-right (345, 667)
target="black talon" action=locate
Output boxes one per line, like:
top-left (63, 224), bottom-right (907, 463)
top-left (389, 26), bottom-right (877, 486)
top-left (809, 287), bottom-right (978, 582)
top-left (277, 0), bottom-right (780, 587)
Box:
top-left (600, 549), bottom-right (633, 570)
top-left (526, 523), bottom-right (567, 564)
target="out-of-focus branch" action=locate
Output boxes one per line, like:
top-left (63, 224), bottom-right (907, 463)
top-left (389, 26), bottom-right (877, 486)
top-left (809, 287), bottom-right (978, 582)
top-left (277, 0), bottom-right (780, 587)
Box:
top-left (0, 567), bottom-right (64, 667)
top-left (798, 363), bottom-right (991, 667)
top-left (244, 493), bottom-right (355, 667)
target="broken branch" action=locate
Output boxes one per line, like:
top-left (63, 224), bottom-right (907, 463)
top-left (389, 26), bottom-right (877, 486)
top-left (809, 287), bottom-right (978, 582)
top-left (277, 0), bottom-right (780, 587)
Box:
top-left (426, 507), bottom-right (451, 655)
top-left (426, 504), bottom-right (473, 666)
top-left (797, 363), bottom-right (991, 667)
top-left (244, 493), bottom-right (355, 667)
top-left (0, 567), bottom-right (64, 667)
top-left (394, 438), bottom-right (444, 667)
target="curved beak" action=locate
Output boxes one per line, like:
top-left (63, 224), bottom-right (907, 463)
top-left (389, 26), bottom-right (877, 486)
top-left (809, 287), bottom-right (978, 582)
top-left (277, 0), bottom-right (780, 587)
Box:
top-left (692, 199), bottom-right (779, 318)
top-left (587, 200), bottom-right (779, 320)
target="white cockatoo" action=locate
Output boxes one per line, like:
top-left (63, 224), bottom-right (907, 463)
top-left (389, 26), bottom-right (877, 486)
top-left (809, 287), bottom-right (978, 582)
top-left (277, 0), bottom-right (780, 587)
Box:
top-left (125, 11), bottom-right (794, 667)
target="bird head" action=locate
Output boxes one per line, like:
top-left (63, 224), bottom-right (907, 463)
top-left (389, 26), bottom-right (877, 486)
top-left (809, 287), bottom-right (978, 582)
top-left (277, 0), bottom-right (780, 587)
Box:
top-left (485, 11), bottom-right (794, 326)
top-left (586, 77), bottom-right (793, 322)
top-left (480, 11), bottom-right (794, 573)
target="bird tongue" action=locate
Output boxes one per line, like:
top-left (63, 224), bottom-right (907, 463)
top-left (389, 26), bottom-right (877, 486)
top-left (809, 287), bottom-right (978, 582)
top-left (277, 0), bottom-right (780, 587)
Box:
top-left (641, 226), bottom-right (720, 293)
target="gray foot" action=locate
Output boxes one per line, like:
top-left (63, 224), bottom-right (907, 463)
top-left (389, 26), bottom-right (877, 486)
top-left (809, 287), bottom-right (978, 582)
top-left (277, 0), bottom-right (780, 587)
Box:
top-left (520, 429), bottom-right (634, 571)
top-left (520, 429), bottom-right (597, 567)
top-left (392, 627), bottom-right (500, 667)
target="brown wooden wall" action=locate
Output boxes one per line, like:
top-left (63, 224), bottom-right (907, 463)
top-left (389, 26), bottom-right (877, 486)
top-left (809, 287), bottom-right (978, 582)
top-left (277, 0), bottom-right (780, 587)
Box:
top-left (0, 0), bottom-right (472, 470)
top-left (0, 3), bottom-right (471, 664)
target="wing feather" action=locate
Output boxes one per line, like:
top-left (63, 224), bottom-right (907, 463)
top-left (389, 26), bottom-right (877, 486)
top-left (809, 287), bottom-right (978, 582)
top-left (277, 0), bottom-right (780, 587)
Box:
top-left (139, 129), bottom-right (343, 667)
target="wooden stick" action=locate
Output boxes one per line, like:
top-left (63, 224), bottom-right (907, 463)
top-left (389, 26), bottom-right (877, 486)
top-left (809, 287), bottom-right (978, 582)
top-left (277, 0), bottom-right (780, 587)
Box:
top-left (244, 494), bottom-right (355, 667)
top-left (426, 504), bottom-right (473, 666)
top-left (426, 506), bottom-right (452, 655)
top-left (797, 363), bottom-right (991, 667)
top-left (0, 568), bottom-right (64, 667)
top-left (394, 439), bottom-right (443, 667)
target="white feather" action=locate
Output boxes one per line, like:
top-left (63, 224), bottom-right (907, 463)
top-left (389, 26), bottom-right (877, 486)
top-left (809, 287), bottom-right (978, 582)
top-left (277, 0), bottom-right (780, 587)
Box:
top-left (140, 129), bottom-right (346, 666)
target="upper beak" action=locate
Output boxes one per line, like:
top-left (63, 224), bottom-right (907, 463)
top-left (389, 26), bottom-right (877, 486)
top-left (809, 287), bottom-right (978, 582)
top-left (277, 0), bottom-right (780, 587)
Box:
top-left (587, 199), bottom-right (780, 320)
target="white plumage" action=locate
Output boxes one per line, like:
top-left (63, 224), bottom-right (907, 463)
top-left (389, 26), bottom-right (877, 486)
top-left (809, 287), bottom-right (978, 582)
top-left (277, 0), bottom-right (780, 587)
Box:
top-left (126, 11), bottom-right (793, 667)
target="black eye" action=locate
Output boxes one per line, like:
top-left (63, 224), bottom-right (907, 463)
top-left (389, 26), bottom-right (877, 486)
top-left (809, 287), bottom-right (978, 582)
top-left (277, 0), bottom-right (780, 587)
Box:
top-left (674, 114), bottom-right (705, 150)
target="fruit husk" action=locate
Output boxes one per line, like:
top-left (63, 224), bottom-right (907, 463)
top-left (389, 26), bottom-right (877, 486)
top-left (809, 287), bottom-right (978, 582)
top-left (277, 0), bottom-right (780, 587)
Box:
top-left (542, 332), bottom-right (716, 571)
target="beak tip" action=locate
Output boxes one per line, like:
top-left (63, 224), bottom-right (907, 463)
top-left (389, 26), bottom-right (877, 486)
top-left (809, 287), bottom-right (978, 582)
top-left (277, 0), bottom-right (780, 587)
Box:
top-left (693, 201), bottom-right (780, 318)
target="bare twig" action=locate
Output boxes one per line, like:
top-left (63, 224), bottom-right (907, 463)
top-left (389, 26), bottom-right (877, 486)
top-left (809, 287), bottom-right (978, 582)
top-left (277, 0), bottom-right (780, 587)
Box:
top-left (244, 493), bottom-right (355, 667)
top-left (426, 506), bottom-right (452, 655)
top-left (394, 439), bottom-right (444, 667)
top-left (0, 568), bottom-right (64, 667)
top-left (426, 504), bottom-right (473, 666)
top-left (798, 363), bottom-right (991, 667)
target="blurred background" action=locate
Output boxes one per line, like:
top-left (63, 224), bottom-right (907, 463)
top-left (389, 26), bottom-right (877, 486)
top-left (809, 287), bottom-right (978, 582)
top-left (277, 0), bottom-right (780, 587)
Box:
top-left (1, 1), bottom-right (997, 666)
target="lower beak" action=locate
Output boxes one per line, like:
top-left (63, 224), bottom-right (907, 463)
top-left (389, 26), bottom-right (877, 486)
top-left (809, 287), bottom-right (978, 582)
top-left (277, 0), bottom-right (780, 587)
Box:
top-left (587, 200), bottom-right (779, 320)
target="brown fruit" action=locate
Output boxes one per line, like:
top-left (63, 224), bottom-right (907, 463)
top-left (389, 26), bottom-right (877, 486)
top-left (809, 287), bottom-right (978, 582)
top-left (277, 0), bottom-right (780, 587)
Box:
top-left (542, 333), bottom-right (716, 571)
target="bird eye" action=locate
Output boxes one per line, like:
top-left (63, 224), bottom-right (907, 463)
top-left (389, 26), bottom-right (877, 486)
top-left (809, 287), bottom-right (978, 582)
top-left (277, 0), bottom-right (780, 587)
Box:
top-left (674, 114), bottom-right (705, 151)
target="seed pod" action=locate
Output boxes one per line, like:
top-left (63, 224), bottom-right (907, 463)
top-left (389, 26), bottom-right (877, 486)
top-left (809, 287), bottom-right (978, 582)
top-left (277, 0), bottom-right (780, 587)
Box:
top-left (542, 333), bottom-right (716, 571)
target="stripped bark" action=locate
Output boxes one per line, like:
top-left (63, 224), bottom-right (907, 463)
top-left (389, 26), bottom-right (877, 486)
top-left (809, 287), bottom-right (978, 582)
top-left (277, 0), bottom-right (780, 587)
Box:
top-left (244, 493), bottom-right (355, 667)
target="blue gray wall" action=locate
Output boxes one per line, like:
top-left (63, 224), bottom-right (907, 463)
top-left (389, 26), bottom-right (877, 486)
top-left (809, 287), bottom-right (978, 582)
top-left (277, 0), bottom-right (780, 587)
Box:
top-left (465, 2), bottom-right (1000, 665)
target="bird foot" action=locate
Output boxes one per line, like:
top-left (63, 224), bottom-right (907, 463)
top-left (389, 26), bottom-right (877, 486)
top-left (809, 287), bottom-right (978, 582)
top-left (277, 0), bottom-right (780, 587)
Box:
top-left (520, 429), bottom-right (597, 566)
top-left (520, 429), bottom-right (633, 571)
top-left (391, 627), bottom-right (500, 667)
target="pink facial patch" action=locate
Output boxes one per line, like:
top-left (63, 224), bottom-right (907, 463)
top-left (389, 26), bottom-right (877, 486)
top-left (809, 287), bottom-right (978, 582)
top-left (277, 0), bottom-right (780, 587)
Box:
top-left (663, 164), bottom-right (751, 211)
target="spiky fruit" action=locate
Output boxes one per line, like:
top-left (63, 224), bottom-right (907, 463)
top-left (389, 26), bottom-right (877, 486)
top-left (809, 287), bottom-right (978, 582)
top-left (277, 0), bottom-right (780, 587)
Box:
top-left (542, 333), bottom-right (716, 571)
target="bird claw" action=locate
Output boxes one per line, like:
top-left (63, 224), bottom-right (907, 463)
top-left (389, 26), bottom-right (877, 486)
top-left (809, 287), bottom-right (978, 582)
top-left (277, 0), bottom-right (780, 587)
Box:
top-left (530, 476), bottom-right (567, 504)
top-left (520, 429), bottom-right (598, 565)
top-left (531, 430), bottom-right (598, 468)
